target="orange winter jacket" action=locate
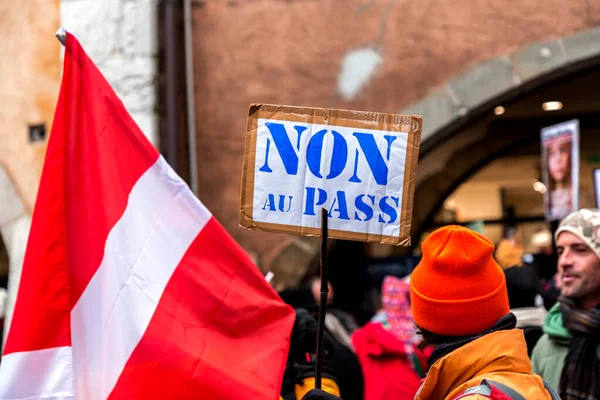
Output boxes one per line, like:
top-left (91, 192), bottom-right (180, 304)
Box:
top-left (415, 329), bottom-right (552, 400)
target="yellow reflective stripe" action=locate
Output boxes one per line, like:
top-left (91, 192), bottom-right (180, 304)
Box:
top-left (295, 377), bottom-right (340, 399)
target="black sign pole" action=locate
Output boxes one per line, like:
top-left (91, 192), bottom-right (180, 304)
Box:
top-left (314, 208), bottom-right (329, 389)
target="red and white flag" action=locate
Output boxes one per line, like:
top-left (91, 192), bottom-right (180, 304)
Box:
top-left (0, 31), bottom-right (295, 399)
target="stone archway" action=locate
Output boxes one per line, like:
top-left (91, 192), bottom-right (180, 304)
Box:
top-left (0, 165), bottom-right (32, 344)
top-left (400, 27), bottom-right (600, 245)
top-left (400, 27), bottom-right (600, 150)
top-left (267, 27), bottom-right (600, 288)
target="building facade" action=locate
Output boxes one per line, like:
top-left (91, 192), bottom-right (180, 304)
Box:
top-left (2, 0), bottom-right (600, 333)
top-left (190, 1), bottom-right (600, 288)
top-left (0, 0), bottom-right (160, 342)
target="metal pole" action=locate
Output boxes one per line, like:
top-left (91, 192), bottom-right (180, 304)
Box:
top-left (56, 27), bottom-right (67, 46)
top-left (315, 208), bottom-right (329, 389)
top-left (183, 0), bottom-right (199, 195)
top-left (164, 0), bottom-right (179, 171)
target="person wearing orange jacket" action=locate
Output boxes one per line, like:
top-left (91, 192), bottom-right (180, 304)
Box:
top-left (303, 225), bottom-right (560, 400)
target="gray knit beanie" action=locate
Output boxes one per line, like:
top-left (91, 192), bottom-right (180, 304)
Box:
top-left (555, 208), bottom-right (600, 260)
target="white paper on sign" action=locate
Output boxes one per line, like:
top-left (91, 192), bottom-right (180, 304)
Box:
top-left (252, 118), bottom-right (408, 239)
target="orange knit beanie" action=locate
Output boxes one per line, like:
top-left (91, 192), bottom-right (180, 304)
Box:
top-left (410, 225), bottom-right (510, 336)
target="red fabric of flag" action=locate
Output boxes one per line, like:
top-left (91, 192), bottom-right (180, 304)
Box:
top-left (0, 31), bottom-right (294, 400)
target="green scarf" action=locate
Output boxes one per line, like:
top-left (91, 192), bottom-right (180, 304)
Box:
top-left (543, 303), bottom-right (571, 341)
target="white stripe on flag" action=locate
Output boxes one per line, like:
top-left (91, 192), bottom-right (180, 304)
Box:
top-left (0, 346), bottom-right (74, 399)
top-left (70, 156), bottom-right (211, 400)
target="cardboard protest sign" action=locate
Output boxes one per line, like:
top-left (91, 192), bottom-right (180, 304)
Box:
top-left (541, 119), bottom-right (580, 221)
top-left (239, 104), bottom-right (422, 246)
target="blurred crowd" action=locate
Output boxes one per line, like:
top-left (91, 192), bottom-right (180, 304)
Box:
top-left (277, 208), bottom-right (600, 400)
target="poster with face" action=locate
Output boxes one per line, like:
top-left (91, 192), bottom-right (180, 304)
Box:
top-left (541, 119), bottom-right (580, 221)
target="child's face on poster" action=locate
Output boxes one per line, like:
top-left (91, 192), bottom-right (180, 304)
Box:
top-left (548, 138), bottom-right (571, 184)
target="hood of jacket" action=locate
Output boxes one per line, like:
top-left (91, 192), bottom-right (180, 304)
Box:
top-left (416, 329), bottom-right (550, 400)
top-left (542, 303), bottom-right (571, 340)
top-left (352, 322), bottom-right (409, 358)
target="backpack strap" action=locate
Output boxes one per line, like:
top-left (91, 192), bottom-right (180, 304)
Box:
top-left (489, 379), bottom-right (562, 400)
top-left (485, 380), bottom-right (526, 400)
top-left (452, 381), bottom-right (494, 399)
top-left (452, 380), bottom-right (526, 400)
top-left (542, 380), bottom-right (561, 400)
